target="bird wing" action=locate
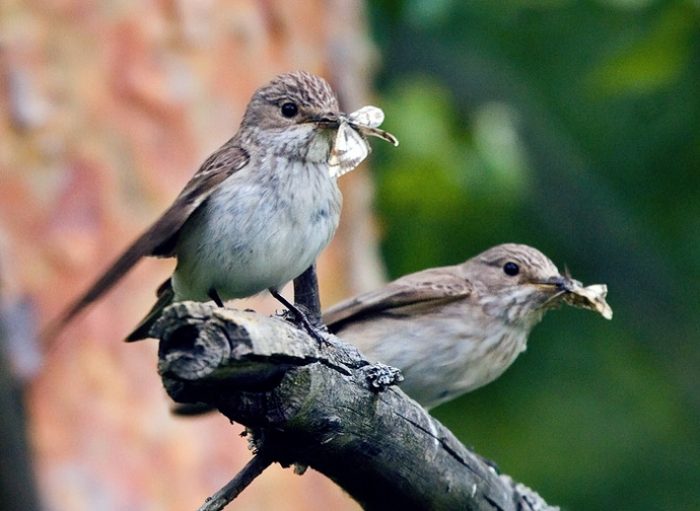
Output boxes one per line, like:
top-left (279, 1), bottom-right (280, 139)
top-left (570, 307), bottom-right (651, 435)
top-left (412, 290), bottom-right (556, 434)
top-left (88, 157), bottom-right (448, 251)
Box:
top-left (45, 143), bottom-right (250, 340)
top-left (323, 266), bottom-right (472, 330)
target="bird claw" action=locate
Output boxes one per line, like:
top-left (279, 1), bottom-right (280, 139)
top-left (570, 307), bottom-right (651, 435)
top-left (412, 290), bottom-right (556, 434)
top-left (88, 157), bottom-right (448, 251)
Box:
top-left (301, 320), bottom-right (332, 346)
top-left (277, 304), bottom-right (331, 346)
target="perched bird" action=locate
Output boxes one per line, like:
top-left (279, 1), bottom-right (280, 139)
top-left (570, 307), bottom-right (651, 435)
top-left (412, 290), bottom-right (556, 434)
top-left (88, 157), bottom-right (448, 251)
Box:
top-left (45, 71), bottom-right (396, 343)
top-left (324, 243), bottom-right (612, 409)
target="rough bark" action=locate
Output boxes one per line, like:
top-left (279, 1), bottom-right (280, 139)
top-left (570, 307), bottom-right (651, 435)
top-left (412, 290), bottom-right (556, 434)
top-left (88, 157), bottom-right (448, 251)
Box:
top-left (153, 302), bottom-right (557, 511)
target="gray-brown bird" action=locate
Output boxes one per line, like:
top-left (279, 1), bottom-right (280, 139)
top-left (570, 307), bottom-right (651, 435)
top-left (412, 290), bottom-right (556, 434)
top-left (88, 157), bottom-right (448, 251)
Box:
top-left (324, 243), bottom-right (611, 409)
top-left (45, 71), bottom-right (396, 343)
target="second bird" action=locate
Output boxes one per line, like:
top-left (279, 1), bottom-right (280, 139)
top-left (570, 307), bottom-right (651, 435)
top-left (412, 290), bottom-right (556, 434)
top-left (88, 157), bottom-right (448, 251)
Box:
top-left (324, 244), bottom-right (611, 409)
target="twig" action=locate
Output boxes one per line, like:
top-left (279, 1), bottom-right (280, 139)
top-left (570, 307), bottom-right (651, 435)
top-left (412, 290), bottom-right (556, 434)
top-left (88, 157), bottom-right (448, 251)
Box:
top-left (198, 453), bottom-right (273, 511)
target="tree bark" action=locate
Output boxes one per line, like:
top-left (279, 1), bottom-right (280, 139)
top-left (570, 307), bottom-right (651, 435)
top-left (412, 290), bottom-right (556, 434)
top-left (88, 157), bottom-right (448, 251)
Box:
top-left (153, 302), bottom-right (557, 511)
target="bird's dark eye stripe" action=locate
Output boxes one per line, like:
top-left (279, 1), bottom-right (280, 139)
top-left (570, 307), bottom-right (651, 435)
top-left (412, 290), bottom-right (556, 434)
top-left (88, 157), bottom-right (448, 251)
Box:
top-left (503, 262), bottom-right (520, 276)
top-left (280, 102), bottom-right (298, 118)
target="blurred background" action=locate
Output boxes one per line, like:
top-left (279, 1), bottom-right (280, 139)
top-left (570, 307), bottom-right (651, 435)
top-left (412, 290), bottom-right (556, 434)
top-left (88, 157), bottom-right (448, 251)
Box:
top-left (1, 1), bottom-right (699, 510)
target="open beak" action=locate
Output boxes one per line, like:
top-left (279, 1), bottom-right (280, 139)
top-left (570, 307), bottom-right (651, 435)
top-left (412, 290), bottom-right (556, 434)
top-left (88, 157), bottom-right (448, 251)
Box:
top-left (313, 111), bottom-right (400, 146)
top-left (550, 275), bottom-right (578, 293)
top-left (537, 275), bottom-right (576, 293)
top-left (311, 112), bottom-right (342, 128)
top-left (530, 274), bottom-right (578, 310)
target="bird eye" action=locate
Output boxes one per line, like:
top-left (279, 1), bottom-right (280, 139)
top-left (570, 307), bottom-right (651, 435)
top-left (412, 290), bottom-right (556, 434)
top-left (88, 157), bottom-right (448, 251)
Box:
top-left (503, 262), bottom-right (520, 276)
top-left (280, 102), bottom-right (298, 118)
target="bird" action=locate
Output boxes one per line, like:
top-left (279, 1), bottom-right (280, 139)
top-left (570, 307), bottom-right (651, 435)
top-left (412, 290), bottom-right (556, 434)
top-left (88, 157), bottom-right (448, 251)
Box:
top-left (45, 71), bottom-right (393, 344)
top-left (323, 243), bottom-right (611, 409)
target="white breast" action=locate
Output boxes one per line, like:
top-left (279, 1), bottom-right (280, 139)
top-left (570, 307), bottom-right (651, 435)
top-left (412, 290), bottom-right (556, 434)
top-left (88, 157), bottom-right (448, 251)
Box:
top-left (171, 157), bottom-right (341, 301)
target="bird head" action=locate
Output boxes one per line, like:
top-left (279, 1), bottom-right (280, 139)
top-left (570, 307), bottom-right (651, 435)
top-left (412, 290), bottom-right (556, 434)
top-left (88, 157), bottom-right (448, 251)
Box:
top-left (242, 71), bottom-right (343, 142)
top-left (466, 243), bottom-right (576, 326)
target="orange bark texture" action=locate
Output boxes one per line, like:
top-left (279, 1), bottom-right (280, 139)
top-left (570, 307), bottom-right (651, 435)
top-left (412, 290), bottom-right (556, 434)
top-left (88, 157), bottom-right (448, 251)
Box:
top-left (0, 1), bottom-right (384, 509)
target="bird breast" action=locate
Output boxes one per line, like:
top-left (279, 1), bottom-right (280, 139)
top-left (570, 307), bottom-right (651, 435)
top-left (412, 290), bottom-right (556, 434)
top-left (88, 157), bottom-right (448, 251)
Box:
top-left (172, 156), bottom-right (341, 301)
top-left (340, 305), bottom-right (530, 409)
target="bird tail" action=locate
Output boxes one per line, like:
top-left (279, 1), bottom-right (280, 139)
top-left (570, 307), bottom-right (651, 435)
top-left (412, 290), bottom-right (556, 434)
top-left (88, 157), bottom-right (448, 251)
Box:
top-left (125, 278), bottom-right (174, 342)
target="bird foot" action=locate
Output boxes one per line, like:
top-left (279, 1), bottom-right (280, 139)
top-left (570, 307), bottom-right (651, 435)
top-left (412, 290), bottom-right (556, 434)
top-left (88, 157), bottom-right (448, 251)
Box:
top-left (270, 290), bottom-right (331, 346)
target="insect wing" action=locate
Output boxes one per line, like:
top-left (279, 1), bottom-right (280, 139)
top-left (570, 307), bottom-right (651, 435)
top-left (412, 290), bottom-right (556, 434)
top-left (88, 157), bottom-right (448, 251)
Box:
top-left (347, 106), bottom-right (385, 128)
top-left (328, 122), bottom-right (370, 178)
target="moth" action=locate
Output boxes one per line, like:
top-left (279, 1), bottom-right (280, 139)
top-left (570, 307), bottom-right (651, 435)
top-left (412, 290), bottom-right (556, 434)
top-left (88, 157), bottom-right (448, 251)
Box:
top-left (328, 106), bottom-right (399, 178)
top-left (564, 283), bottom-right (613, 319)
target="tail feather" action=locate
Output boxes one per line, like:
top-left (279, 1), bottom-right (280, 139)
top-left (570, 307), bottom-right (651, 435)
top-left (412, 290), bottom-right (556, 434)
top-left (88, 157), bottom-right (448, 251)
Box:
top-left (125, 278), bottom-right (175, 342)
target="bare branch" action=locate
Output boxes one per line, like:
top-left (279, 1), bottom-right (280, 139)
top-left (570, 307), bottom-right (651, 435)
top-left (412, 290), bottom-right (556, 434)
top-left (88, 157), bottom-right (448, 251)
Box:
top-left (153, 302), bottom-right (557, 511)
top-left (197, 453), bottom-right (272, 511)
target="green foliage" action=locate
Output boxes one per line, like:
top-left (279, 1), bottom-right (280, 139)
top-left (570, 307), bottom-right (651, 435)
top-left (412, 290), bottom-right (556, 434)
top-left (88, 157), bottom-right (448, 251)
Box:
top-left (369, 1), bottom-right (700, 509)
top-left (375, 78), bottom-right (533, 276)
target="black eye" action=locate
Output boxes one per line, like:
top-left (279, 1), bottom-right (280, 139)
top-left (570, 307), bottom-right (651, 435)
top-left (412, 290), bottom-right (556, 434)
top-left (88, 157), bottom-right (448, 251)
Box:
top-left (280, 102), bottom-right (298, 118)
top-left (503, 262), bottom-right (520, 276)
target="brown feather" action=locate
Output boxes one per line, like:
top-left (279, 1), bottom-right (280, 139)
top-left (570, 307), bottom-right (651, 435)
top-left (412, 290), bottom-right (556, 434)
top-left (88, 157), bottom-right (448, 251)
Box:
top-left (323, 267), bottom-right (472, 330)
top-left (125, 278), bottom-right (175, 342)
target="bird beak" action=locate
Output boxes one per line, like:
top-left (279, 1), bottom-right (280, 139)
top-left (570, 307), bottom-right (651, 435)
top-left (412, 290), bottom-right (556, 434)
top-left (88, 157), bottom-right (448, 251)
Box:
top-left (530, 275), bottom-right (576, 310)
top-left (311, 112), bottom-right (342, 128)
top-left (536, 275), bottom-right (575, 293)
top-left (551, 275), bottom-right (576, 292)
top-left (312, 110), bottom-right (400, 146)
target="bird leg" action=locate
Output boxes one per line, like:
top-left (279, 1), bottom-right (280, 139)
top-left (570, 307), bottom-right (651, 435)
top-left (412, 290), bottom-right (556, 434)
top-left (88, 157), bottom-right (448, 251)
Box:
top-left (292, 265), bottom-right (323, 327)
top-left (269, 287), bottom-right (329, 345)
top-left (208, 289), bottom-right (224, 307)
